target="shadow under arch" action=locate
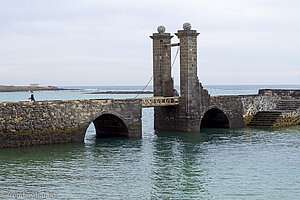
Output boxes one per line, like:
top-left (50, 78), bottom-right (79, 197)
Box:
top-left (200, 108), bottom-right (230, 129)
top-left (93, 114), bottom-right (129, 138)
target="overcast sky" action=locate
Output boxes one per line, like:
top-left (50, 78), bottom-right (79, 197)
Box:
top-left (0, 0), bottom-right (299, 86)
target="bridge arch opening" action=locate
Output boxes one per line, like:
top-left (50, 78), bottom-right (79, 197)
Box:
top-left (93, 114), bottom-right (129, 138)
top-left (200, 108), bottom-right (230, 129)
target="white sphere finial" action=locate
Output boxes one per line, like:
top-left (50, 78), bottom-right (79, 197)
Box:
top-left (183, 22), bottom-right (191, 30)
top-left (157, 26), bottom-right (166, 33)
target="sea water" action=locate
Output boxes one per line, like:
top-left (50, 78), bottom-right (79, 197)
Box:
top-left (0, 85), bottom-right (300, 199)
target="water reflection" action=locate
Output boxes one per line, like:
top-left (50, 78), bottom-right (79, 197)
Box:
top-left (0, 124), bottom-right (300, 199)
top-left (151, 131), bottom-right (211, 199)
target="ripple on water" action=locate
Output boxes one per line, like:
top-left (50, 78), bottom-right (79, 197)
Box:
top-left (0, 114), bottom-right (300, 199)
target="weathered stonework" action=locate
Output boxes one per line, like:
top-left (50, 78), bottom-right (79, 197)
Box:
top-left (208, 96), bottom-right (244, 128)
top-left (273, 109), bottom-right (300, 127)
top-left (150, 28), bottom-right (174, 97)
top-left (0, 99), bottom-right (142, 148)
top-left (151, 23), bottom-right (300, 132)
top-left (150, 27), bottom-right (179, 131)
top-left (207, 91), bottom-right (300, 128)
top-left (259, 89), bottom-right (300, 98)
top-left (175, 26), bottom-right (202, 132)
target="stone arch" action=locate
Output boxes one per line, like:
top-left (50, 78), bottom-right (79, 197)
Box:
top-left (92, 113), bottom-right (129, 138)
top-left (200, 107), bottom-right (230, 129)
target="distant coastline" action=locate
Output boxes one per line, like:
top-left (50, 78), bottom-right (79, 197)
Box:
top-left (86, 91), bottom-right (153, 94)
top-left (0, 85), bottom-right (66, 92)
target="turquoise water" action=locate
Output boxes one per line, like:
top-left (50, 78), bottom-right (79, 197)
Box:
top-left (0, 86), bottom-right (300, 199)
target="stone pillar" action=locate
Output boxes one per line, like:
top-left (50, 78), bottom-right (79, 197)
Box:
top-left (150, 26), bottom-right (174, 97)
top-left (150, 26), bottom-right (178, 131)
top-left (175, 22), bottom-right (201, 132)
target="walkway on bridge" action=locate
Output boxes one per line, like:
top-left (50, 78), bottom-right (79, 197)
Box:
top-left (115, 97), bottom-right (180, 108)
top-left (141, 97), bottom-right (179, 107)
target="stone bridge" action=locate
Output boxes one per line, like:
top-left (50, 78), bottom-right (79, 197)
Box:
top-left (1, 23), bottom-right (299, 148)
top-left (0, 97), bottom-right (182, 148)
top-left (0, 99), bottom-right (141, 148)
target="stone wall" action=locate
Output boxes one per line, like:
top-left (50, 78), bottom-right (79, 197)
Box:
top-left (207, 91), bottom-right (300, 127)
top-left (208, 96), bottom-right (244, 128)
top-left (259, 89), bottom-right (300, 98)
top-left (154, 106), bottom-right (180, 131)
top-left (274, 109), bottom-right (300, 127)
top-left (0, 99), bottom-right (142, 148)
top-left (239, 95), bottom-right (281, 125)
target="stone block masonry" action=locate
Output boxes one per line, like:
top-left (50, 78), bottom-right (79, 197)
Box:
top-left (150, 25), bottom-right (178, 131)
top-left (207, 90), bottom-right (300, 128)
top-left (0, 99), bottom-right (142, 148)
top-left (151, 23), bottom-right (300, 132)
top-left (175, 24), bottom-right (202, 132)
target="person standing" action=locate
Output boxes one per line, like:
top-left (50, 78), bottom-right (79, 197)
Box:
top-left (29, 90), bottom-right (35, 102)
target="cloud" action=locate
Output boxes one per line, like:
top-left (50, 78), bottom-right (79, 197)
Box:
top-left (0, 0), bottom-right (299, 85)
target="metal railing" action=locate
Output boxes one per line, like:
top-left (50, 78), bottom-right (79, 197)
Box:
top-left (141, 97), bottom-right (179, 107)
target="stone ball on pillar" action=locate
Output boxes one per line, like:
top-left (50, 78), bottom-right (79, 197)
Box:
top-left (183, 22), bottom-right (191, 30)
top-left (157, 26), bottom-right (166, 33)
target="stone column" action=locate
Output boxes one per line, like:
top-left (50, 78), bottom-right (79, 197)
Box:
top-left (150, 26), bottom-right (174, 97)
top-left (175, 22), bottom-right (201, 132)
top-left (150, 26), bottom-right (178, 131)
